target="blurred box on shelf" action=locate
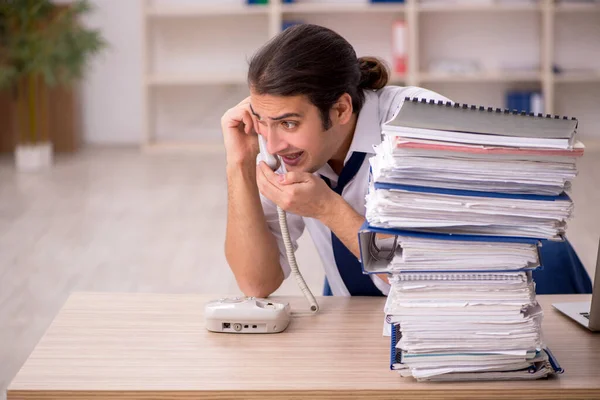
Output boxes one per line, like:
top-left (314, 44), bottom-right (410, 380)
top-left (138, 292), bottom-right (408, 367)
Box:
top-left (283, 0), bottom-right (368, 3)
top-left (392, 20), bottom-right (407, 75)
top-left (282, 20), bottom-right (303, 30)
top-left (505, 90), bottom-right (544, 114)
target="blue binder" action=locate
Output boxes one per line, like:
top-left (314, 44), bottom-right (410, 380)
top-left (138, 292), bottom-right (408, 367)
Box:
top-left (373, 182), bottom-right (571, 202)
top-left (390, 322), bottom-right (400, 370)
top-left (358, 221), bottom-right (547, 276)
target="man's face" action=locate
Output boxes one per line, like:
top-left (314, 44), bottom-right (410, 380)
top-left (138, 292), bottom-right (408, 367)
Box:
top-left (249, 92), bottom-right (346, 173)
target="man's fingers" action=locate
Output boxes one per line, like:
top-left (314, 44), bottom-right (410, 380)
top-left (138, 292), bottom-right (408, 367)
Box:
top-left (224, 106), bottom-right (251, 131)
top-left (241, 111), bottom-right (254, 134)
top-left (258, 161), bottom-right (281, 182)
top-left (279, 171), bottom-right (311, 185)
top-left (257, 162), bottom-right (283, 197)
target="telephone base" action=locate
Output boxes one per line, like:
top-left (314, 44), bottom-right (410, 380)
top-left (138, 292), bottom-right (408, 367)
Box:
top-left (205, 297), bottom-right (291, 334)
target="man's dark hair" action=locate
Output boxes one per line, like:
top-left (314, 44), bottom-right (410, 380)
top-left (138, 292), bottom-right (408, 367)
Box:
top-left (248, 24), bottom-right (389, 130)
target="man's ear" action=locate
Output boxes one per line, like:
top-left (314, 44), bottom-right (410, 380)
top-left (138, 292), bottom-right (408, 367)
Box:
top-left (331, 93), bottom-right (353, 125)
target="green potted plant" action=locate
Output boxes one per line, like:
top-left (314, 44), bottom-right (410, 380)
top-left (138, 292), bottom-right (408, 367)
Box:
top-left (0, 0), bottom-right (106, 171)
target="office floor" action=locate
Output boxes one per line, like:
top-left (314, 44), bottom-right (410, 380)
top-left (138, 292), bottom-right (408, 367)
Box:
top-left (1, 144), bottom-right (599, 397)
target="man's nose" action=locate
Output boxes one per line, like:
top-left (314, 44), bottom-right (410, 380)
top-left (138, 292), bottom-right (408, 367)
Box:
top-left (264, 129), bottom-right (286, 155)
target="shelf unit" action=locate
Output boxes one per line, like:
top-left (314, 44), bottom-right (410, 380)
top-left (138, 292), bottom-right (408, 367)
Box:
top-left (418, 70), bottom-right (543, 83)
top-left (554, 1), bottom-right (600, 11)
top-left (146, 3), bottom-right (270, 16)
top-left (417, 2), bottom-right (542, 11)
top-left (554, 71), bottom-right (600, 83)
top-left (281, 2), bottom-right (406, 12)
top-left (142, 0), bottom-right (600, 149)
top-left (146, 73), bottom-right (248, 86)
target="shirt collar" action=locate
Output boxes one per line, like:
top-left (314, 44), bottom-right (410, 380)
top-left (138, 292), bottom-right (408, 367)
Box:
top-left (316, 90), bottom-right (381, 182)
top-left (347, 89), bottom-right (382, 157)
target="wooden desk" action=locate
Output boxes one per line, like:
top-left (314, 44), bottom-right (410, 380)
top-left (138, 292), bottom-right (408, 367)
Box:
top-left (7, 293), bottom-right (600, 399)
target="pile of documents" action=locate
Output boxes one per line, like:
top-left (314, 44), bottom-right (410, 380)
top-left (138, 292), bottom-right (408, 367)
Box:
top-left (381, 236), bottom-right (540, 272)
top-left (366, 99), bottom-right (583, 240)
top-left (366, 185), bottom-right (572, 239)
top-left (360, 97), bottom-right (575, 381)
top-left (385, 272), bottom-right (557, 381)
top-left (371, 136), bottom-right (583, 196)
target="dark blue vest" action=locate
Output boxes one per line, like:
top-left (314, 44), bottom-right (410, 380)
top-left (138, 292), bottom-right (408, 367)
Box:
top-left (533, 239), bottom-right (592, 294)
top-left (321, 152), bottom-right (384, 296)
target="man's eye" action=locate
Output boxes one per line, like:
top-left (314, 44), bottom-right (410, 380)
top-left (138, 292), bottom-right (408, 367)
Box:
top-left (282, 121), bottom-right (297, 129)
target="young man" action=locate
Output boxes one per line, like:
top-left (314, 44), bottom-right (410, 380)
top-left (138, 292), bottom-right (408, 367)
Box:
top-left (222, 24), bottom-right (592, 298)
top-left (222, 24), bottom-right (448, 298)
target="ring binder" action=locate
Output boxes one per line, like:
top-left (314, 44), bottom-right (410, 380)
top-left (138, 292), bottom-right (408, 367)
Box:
top-left (403, 96), bottom-right (578, 122)
top-left (357, 222), bottom-right (546, 276)
top-left (368, 233), bottom-right (397, 262)
top-left (389, 97), bottom-right (578, 150)
top-left (373, 181), bottom-right (572, 201)
top-left (392, 272), bottom-right (528, 282)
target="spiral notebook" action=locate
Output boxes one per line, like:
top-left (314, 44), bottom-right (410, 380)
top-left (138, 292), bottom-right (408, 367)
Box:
top-left (385, 97), bottom-right (578, 149)
top-left (385, 271), bottom-right (536, 320)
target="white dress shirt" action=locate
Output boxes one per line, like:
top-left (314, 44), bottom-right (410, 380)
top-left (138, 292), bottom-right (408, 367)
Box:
top-left (260, 85), bottom-right (450, 296)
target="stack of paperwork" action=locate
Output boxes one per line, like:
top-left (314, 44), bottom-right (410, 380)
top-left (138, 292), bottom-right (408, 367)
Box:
top-left (359, 97), bottom-right (575, 381)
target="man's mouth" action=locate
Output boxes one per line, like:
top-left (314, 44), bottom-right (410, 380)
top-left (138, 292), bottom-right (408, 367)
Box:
top-left (280, 151), bottom-right (305, 166)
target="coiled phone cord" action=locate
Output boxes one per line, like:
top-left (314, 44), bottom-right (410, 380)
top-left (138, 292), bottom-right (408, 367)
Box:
top-left (258, 134), bottom-right (319, 314)
top-left (277, 206), bottom-right (319, 313)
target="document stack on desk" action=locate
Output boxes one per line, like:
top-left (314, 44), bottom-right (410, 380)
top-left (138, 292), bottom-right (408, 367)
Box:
top-left (358, 98), bottom-right (578, 381)
top-left (366, 98), bottom-right (583, 240)
top-left (384, 272), bottom-right (558, 381)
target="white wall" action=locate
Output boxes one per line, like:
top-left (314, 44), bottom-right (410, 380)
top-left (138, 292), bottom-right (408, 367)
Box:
top-left (79, 0), bottom-right (260, 145)
top-left (80, 0), bottom-right (144, 144)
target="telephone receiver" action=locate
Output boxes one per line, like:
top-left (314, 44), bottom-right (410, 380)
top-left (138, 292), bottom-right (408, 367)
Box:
top-left (257, 134), bottom-right (281, 171)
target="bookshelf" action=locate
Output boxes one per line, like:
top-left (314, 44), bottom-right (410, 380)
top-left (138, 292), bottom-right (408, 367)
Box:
top-left (419, 71), bottom-right (543, 83)
top-left (146, 73), bottom-right (248, 86)
top-left (146, 3), bottom-right (270, 16)
top-left (281, 2), bottom-right (406, 12)
top-left (554, 1), bottom-right (600, 12)
top-left (417, 2), bottom-right (542, 11)
top-left (554, 72), bottom-right (600, 83)
top-left (141, 0), bottom-right (600, 149)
